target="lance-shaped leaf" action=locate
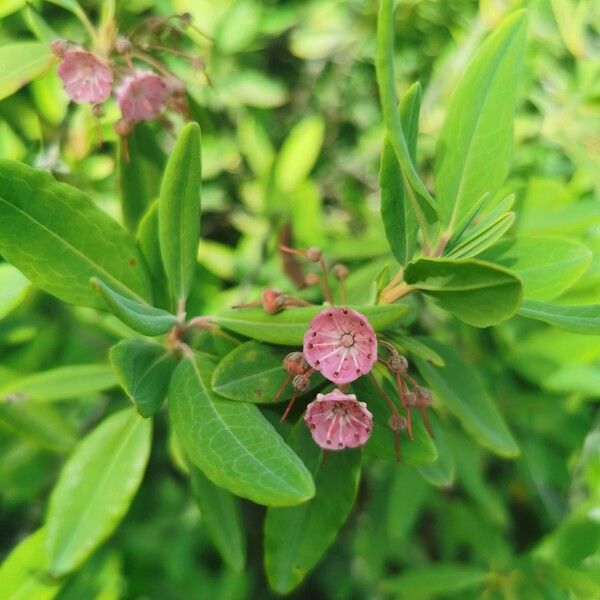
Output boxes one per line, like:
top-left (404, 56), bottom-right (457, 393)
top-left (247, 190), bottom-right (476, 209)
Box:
top-left (446, 212), bottom-right (515, 260)
top-left (45, 408), bottom-right (152, 576)
top-left (404, 257), bottom-right (522, 327)
top-left (417, 414), bottom-right (455, 487)
top-left (414, 339), bottom-right (519, 457)
top-left (0, 160), bottom-right (152, 309)
top-left (169, 354), bottom-right (315, 506)
top-left (0, 41), bottom-right (55, 101)
top-left (212, 341), bottom-right (324, 403)
top-left (264, 424), bottom-right (361, 594)
top-left (376, 0), bottom-right (435, 211)
top-left (0, 528), bottom-right (63, 600)
top-left (91, 277), bottom-right (177, 336)
top-left (519, 300), bottom-right (600, 335)
top-left (110, 339), bottom-right (178, 418)
top-left (380, 82), bottom-right (421, 265)
top-left (190, 467), bottom-right (246, 573)
top-left (213, 303), bottom-right (409, 346)
top-left (158, 122), bottom-right (202, 307)
top-left (435, 11), bottom-right (527, 232)
top-left (0, 363), bottom-right (116, 403)
top-left (118, 127), bottom-right (150, 233)
top-left (481, 236), bottom-right (592, 301)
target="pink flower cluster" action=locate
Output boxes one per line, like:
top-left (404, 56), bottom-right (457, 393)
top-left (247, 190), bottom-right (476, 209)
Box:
top-left (50, 21), bottom-right (196, 135)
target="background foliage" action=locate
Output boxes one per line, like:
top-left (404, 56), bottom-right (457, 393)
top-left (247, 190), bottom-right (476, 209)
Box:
top-left (0, 0), bottom-right (599, 598)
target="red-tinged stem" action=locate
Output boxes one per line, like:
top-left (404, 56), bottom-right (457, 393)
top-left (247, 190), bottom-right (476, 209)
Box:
top-left (280, 391), bottom-right (297, 422)
top-left (396, 373), bottom-right (414, 441)
top-left (319, 257), bottom-right (334, 305)
top-left (368, 372), bottom-right (401, 462)
top-left (273, 374), bottom-right (292, 403)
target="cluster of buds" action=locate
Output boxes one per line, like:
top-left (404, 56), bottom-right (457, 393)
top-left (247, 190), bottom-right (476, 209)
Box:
top-left (50, 13), bottom-right (205, 136)
top-left (232, 246), bottom-right (434, 461)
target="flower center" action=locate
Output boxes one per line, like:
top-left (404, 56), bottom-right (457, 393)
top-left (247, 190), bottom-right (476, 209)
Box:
top-left (340, 333), bottom-right (355, 347)
top-left (331, 402), bottom-right (348, 416)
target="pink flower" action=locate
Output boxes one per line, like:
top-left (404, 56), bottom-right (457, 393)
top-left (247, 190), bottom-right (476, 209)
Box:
top-left (304, 388), bottom-right (373, 450)
top-left (57, 50), bottom-right (112, 104)
top-left (303, 307), bottom-right (377, 384)
top-left (117, 70), bottom-right (168, 123)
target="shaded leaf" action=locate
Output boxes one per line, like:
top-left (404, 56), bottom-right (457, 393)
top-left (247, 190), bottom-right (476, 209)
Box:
top-left (110, 339), bottom-right (178, 418)
top-left (0, 42), bottom-right (55, 101)
top-left (264, 424), bottom-right (361, 594)
top-left (519, 300), bottom-right (600, 335)
top-left (415, 339), bottom-right (519, 457)
top-left (0, 263), bottom-right (30, 319)
top-left (191, 467), bottom-right (246, 573)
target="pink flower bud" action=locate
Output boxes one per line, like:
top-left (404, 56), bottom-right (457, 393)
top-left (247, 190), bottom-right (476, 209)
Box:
top-left (403, 392), bottom-right (417, 407)
top-left (304, 388), bottom-right (373, 450)
top-left (388, 353), bottom-right (408, 373)
top-left (51, 39), bottom-right (69, 58)
top-left (57, 50), bottom-right (112, 104)
top-left (415, 386), bottom-right (433, 408)
top-left (114, 118), bottom-right (134, 137)
top-left (283, 351), bottom-right (309, 375)
top-left (114, 36), bottom-right (132, 55)
top-left (293, 374), bottom-right (311, 393)
top-left (332, 263), bottom-right (349, 279)
top-left (306, 247), bottom-right (322, 262)
top-left (303, 307), bottom-right (377, 384)
top-left (117, 70), bottom-right (168, 123)
top-left (388, 413), bottom-right (407, 431)
top-left (305, 272), bottom-right (320, 286)
top-left (262, 288), bottom-right (286, 314)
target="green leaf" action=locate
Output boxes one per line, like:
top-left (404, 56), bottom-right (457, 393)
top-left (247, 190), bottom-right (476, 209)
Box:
top-left (110, 339), bottom-right (178, 418)
top-left (190, 467), bottom-right (246, 573)
top-left (380, 82), bottom-right (420, 265)
top-left (158, 122), bottom-right (202, 307)
top-left (376, 0), bottom-right (435, 213)
top-left (415, 339), bottom-right (519, 457)
top-left (118, 127), bottom-right (150, 233)
top-left (212, 341), bottom-right (324, 404)
top-left (404, 257), bottom-right (522, 327)
top-left (168, 354), bottom-right (315, 506)
top-left (0, 402), bottom-right (77, 452)
top-left (45, 408), bottom-right (152, 576)
top-left (435, 11), bottom-right (527, 232)
top-left (0, 528), bottom-right (63, 600)
top-left (0, 42), bottom-right (55, 101)
top-left (0, 160), bottom-right (152, 309)
top-left (481, 236), bottom-right (592, 301)
top-left (274, 115), bottom-right (324, 193)
top-left (264, 424), bottom-right (361, 594)
top-left (0, 263), bottom-right (30, 319)
top-left (91, 277), bottom-right (177, 336)
top-left (382, 563), bottom-right (489, 595)
top-left (351, 372), bottom-right (437, 465)
top-left (0, 364), bottom-right (116, 403)
top-left (417, 414), bottom-right (455, 487)
top-left (386, 333), bottom-right (445, 367)
top-left (214, 304), bottom-right (409, 346)
top-left (446, 212), bottom-right (515, 260)
top-left (519, 300), bottom-right (600, 335)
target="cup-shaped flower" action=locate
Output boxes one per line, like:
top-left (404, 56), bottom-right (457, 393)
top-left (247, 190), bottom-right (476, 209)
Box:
top-left (303, 307), bottom-right (377, 384)
top-left (57, 50), bottom-right (112, 104)
top-left (117, 70), bottom-right (168, 123)
top-left (304, 388), bottom-right (373, 450)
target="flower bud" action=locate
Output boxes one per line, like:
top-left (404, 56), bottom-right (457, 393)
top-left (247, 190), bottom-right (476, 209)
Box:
top-left (262, 288), bottom-right (286, 314)
top-left (114, 36), bottom-right (132, 54)
top-left (50, 39), bottom-right (69, 58)
top-left (114, 118), bottom-right (134, 137)
top-left (388, 353), bottom-right (408, 373)
top-left (306, 247), bottom-right (322, 262)
top-left (91, 103), bottom-right (104, 117)
top-left (415, 386), bottom-right (433, 408)
top-left (179, 12), bottom-right (193, 26)
top-left (332, 263), bottom-right (348, 279)
top-left (305, 272), bottom-right (320, 286)
top-left (283, 351), bottom-right (309, 375)
top-left (403, 392), bottom-right (417, 407)
top-left (388, 413), bottom-right (407, 431)
top-left (293, 374), bottom-right (311, 393)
